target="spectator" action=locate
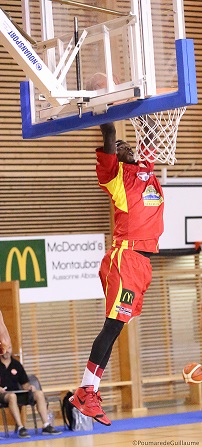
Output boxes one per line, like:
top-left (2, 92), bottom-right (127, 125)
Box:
top-left (0, 345), bottom-right (62, 438)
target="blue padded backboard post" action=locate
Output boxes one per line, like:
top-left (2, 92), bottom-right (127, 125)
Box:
top-left (176, 38), bottom-right (198, 105)
top-left (20, 38), bottom-right (198, 139)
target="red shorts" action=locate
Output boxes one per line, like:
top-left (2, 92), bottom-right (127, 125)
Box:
top-left (99, 246), bottom-right (152, 323)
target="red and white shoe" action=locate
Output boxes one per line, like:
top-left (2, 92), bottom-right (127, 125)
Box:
top-left (69, 386), bottom-right (111, 426)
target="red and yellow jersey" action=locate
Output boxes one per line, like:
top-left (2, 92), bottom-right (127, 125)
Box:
top-left (96, 148), bottom-right (164, 253)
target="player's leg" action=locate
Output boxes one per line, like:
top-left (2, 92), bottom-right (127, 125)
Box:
top-left (86, 318), bottom-right (124, 390)
top-left (90, 327), bottom-right (122, 393)
top-left (69, 318), bottom-right (124, 426)
top-left (69, 248), bottom-right (127, 425)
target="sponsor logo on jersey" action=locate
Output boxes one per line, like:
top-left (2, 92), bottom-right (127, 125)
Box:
top-left (142, 185), bottom-right (164, 206)
top-left (137, 171), bottom-right (153, 181)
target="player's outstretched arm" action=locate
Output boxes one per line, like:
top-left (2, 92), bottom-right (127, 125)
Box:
top-left (0, 311), bottom-right (11, 354)
top-left (100, 122), bottom-right (116, 154)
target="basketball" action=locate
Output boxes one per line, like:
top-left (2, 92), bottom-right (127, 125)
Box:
top-left (86, 72), bottom-right (120, 91)
top-left (182, 363), bottom-right (202, 384)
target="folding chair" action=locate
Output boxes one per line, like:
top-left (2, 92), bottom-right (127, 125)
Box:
top-left (0, 389), bottom-right (37, 438)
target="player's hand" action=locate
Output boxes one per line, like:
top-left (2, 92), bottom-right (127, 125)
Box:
top-left (0, 311), bottom-right (11, 355)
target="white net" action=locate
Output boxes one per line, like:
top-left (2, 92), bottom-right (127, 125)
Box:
top-left (130, 107), bottom-right (186, 165)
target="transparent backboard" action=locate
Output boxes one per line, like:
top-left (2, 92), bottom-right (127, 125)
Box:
top-left (12, 0), bottom-right (196, 136)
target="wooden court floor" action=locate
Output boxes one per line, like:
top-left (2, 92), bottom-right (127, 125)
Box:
top-left (4, 405), bottom-right (202, 447)
top-left (6, 425), bottom-right (202, 447)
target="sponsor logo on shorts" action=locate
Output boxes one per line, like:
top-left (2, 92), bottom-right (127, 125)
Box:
top-left (120, 288), bottom-right (135, 305)
top-left (116, 305), bottom-right (132, 316)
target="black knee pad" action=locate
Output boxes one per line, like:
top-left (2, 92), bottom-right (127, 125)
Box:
top-left (103, 317), bottom-right (124, 338)
top-left (89, 318), bottom-right (124, 366)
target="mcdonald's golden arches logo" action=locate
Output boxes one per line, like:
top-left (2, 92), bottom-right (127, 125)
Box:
top-left (0, 239), bottom-right (47, 289)
top-left (120, 288), bottom-right (135, 305)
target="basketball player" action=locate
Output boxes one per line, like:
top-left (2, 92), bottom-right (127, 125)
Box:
top-left (69, 120), bottom-right (164, 426)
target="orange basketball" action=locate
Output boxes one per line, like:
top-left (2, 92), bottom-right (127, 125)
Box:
top-left (86, 72), bottom-right (120, 91)
top-left (182, 363), bottom-right (202, 384)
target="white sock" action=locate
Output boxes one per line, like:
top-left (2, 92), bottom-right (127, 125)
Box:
top-left (93, 375), bottom-right (101, 392)
top-left (81, 367), bottom-right (95, 387)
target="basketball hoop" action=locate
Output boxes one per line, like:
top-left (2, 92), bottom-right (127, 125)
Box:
top-left (130, 107), bottom-right (186, 165)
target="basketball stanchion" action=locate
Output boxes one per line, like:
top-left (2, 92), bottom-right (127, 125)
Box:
top-left (74, 16), bottom-right (82, 118)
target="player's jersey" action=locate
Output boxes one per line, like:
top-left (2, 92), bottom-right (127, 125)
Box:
top-left (96, 148), bottom-right (164, 253)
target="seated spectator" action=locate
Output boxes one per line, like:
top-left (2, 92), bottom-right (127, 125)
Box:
top-left (0, 345), bottom-right (62, 438)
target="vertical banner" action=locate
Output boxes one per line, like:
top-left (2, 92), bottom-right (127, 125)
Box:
top-left (0, 234), bottom-right (105, 303)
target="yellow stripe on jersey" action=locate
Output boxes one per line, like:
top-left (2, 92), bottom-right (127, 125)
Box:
top-left (105, 247), bottom-right (118, 297)
top-left (108, 246), bottom-right (124, 319)
top-left (99, 162), bottom-right (128, 212)
top-left (112, 240), bottom-right (129, 249)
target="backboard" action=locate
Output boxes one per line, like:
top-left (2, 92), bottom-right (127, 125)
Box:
top-left (1, 0), bottom-right (197, 138)
top-left (160, 184), bottom-right (202, 252)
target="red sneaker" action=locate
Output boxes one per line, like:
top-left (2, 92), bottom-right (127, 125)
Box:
top-left (69, 386), bottom-right (111, 426)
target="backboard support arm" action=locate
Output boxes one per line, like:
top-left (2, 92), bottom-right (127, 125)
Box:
top-left (0, 7), bottom-right (69, 107)
top-left (0, 8), bottom-right (146, 109)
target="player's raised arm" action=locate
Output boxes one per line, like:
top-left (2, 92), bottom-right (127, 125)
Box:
top-left (100, 122), bottom-right (116, 154)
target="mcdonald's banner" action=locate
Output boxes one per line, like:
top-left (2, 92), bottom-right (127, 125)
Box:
top-left (0, 234), bottom-right (105, 303)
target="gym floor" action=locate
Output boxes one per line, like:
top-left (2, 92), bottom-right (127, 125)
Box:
top-left (2, 403), bottom-right (202, 447)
